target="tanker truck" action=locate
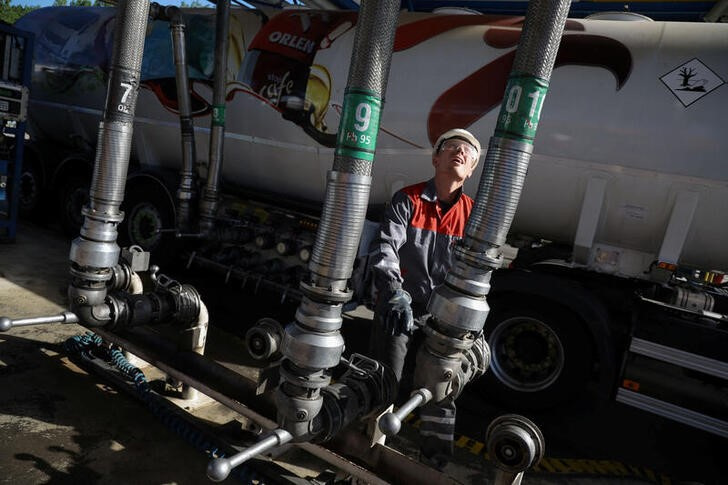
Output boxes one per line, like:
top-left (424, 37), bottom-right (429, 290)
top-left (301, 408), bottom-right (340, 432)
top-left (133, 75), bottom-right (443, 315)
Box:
top-left (14, 6), bottom-right (728, 437)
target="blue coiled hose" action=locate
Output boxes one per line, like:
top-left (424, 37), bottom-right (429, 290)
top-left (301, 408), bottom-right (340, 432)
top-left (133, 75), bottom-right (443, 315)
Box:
top-left (64, 333), bottom-right (259, 484)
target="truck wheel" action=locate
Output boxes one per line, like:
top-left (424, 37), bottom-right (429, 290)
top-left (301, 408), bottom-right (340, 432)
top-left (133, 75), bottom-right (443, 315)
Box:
top-left (59, 175), bottom-right (90, 237)
top-left (119, 176), bottom-right (176, 263)
top-left (478, 297), bottom-right (594, 410)
top-left (18, 155), bottom-right (47, 221)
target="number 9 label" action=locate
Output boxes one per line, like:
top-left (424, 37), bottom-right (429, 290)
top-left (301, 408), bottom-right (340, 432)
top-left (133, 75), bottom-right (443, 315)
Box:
top-left (336, 89), bottom-right (382, 162)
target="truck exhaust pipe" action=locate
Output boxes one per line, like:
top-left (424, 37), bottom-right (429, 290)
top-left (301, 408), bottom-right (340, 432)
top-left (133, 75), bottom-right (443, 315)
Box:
top-left (209, 0), bottom-right (402, 475)
top-left (199, 0), bottom-right (230, 235)
top-left (381, 0), bottom-right (572, 433)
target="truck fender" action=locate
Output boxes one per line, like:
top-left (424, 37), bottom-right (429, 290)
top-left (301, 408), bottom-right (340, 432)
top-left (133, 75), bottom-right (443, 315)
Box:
top-left (486, 268), bottom-right (616, 405)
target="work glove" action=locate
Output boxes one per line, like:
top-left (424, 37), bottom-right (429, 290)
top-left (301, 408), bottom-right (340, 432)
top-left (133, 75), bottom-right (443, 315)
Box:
top-left (378, 288), bottom-right (414, 336)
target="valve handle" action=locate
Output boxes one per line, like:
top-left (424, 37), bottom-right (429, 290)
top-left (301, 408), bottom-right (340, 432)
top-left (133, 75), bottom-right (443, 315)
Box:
top-left (206, 428), bottom-right (292, 482)
top-left (0, 311), bottom-right (79, 332)
top-left (378, 388), bottom-right (432, 437)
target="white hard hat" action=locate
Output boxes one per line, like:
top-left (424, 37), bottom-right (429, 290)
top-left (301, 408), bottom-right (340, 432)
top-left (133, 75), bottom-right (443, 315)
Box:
top-left (433, 128), bottom-right (482, 163)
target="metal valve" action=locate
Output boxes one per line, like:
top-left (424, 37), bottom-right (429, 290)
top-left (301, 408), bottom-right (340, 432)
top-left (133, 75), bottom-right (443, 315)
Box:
top-left (0, 311), bottom-right (79, 332)
top-left (378, 388), bottom-right (432, 437)
top-left (486, 414), bottom-right (545, 485)
top-left (206, 428), bottom-right (292, 482)
top-left (245, 318), bottom-right (284, 360)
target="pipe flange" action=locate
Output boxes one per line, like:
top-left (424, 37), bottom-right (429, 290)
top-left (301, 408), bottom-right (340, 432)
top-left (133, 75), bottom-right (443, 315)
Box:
top-left (445, 260), bottom-right (493, 297)
top-left (421, 321), bottom-right (475, 353)
top-left (490, 136), bottom-right (535, 155)
top-left (70, 238), bottom-right (120, 270)
top-left (110, 264), bottom-right (133, 291)
top-left (69, 265), bottom-right (114, 283)
top-left (486, 414), bottom-right (545, 474)
top-left (274, 386), bottom-right (324, 423)
top-left (81, 204), bottom-right (125, 224)
top-left (299, 280), bottom-right (352, 304)
top-left (278, 357), bottom-right (332, 391)
top-left (281, 323), bottom-right (344, 369)
top-left (294, 296), bottom-right (343, 332)
top-left (454, 245), bottom-right (503, 271)
top-left (427, 284), bottom-right (490, 333)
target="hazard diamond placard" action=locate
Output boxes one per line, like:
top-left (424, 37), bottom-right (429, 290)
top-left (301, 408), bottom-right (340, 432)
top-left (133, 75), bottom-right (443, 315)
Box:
top-left (660, 58), bottom-right (725, 107)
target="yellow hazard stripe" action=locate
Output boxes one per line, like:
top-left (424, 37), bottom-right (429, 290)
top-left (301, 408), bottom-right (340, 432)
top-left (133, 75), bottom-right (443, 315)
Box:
top-left (453, 433), bottom-right (672, 484)
top-left (402, 416), bottom-right (672, 483)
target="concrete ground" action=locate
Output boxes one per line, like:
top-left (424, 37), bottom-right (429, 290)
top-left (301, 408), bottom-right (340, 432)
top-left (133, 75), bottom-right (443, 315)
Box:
top-left (0, 222), bottom-right (220, 484)
top-left (1, 221), bottom-right (724, 484)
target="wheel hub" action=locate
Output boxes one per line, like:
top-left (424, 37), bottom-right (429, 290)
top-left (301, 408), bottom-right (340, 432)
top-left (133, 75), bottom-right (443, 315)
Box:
top-left (129, 203), bottom-right (163, 249)
top-left (490, 316), bottom-right (564, 392)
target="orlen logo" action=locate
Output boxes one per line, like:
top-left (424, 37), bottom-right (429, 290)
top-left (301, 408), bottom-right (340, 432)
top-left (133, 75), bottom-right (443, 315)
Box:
top-left (267, 31), bottom-right (316, 54)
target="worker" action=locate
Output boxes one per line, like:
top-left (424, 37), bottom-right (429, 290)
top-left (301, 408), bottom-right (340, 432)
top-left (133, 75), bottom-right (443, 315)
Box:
top-left (368, 128), bottom-right (481, 470)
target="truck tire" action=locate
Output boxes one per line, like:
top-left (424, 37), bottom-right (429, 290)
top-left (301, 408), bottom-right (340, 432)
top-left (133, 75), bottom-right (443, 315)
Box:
top-left (58, 174), bottom-right (90, 237)
top-left (18, 152), bottom-right (47, 221)
top-left (478, 296), bottom-right (594, 410)
top-left (119, 175), bottom-right (176, 264)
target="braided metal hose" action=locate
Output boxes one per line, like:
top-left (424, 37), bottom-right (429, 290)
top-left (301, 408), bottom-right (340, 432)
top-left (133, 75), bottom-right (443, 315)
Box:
top-left (69, 0), bottom-right (150, 311)
top-left (199, 0), bottom-right (231, 234)
top-left (167, 7), bottom-right (198, 233)
top-left (277, 0), bottom-right (401, 442)
top-left (413, 0), bottom-right (572, 411)
top-left (464, 0), bottom-right (571, 258)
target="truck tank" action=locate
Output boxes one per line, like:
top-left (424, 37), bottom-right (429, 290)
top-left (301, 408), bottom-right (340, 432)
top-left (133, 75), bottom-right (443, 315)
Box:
top-left (15, 7), bottom-right (728, 276)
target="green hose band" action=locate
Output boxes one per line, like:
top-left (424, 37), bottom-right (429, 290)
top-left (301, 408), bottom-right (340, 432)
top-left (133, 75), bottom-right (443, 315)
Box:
top-left (495, 75), bottom-right (549, 143)
top-left (212, 104), bottom-right (226, 127)
top-left (335, 89), bottom-right (382, 162)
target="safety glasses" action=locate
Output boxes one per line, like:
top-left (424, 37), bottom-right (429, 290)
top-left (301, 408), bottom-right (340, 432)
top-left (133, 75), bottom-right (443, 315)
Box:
top-left (440, 140), bottom-right (477, 158)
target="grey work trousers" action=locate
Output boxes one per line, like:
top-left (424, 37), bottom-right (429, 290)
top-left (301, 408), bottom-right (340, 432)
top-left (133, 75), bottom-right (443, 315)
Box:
top-left (369, 311), bottom-right (456, 465)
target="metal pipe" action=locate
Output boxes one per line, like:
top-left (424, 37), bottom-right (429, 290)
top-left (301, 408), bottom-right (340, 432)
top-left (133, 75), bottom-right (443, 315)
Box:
top-left (166, 6), bottom-right (198, 233)
top-left (463, 0), bottom-right (570, 258)
top-left (68, 0), bottom-right (150, 317)
top-left (89, 326), bottom-right (425, 485)
top-left (207, 429), bottom-right (293, 482)
top-left (199, 0), bottom-right (231, 234)
top-left (410, 0), bottom-right (571, 425)
top-left (181, 300), bottom-right (209, 400)
top-left (128, 272), bottom-right (144, 295)
top-left (0, 312), bottom-right (79, 332)
top-left (277, 0), bottom-right (401, 444)
top-left (378, 388), bottom-right (431, 437)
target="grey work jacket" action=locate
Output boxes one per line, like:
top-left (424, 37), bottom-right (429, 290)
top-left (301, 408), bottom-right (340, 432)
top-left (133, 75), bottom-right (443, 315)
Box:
top-left (370, 178), bottom-right (473, 312)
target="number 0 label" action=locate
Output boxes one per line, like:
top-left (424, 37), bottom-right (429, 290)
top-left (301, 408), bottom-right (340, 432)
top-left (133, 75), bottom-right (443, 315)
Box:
top-left (496, 76), bottom-right (549, 143)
